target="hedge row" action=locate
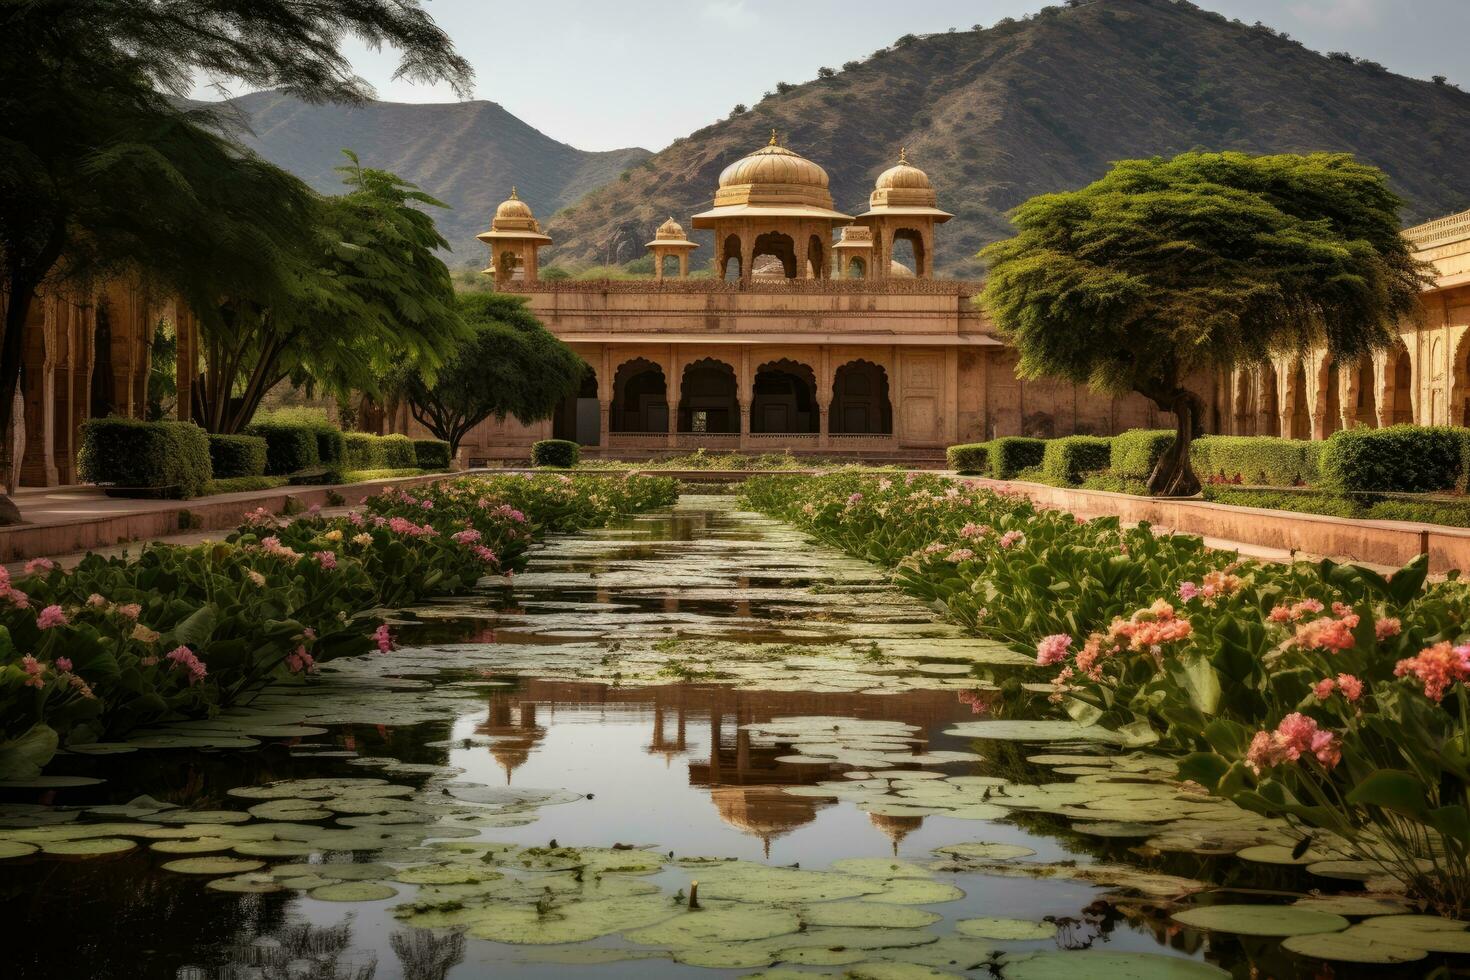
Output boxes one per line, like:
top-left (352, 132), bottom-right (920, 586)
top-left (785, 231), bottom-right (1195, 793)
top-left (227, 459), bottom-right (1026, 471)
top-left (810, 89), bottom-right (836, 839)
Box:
top-left (944, 438), bottom-right (1045, 479)
top-left (1192, 435), bottom-right (1322, 487)
top-left (532, 439), bottom-right (580, 468)
top-left (208, 434), bottom-right (267, 479)
top-left (1040, 435), bottom-right (1112, 486)
top-left (78, 418), bottom-right (213, 499)
top-left (343, 432), bottom-right (419, 470)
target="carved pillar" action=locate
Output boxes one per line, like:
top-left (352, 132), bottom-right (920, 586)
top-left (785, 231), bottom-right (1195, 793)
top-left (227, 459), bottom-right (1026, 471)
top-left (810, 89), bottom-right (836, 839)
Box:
top-left (738, 400), bottom-right (750, 449)
top-left (818, 346), bottom-right (831, 449)
top-left (740, 231), bottom-right (755, 284)
top-left (41, 300), bottom-right (57, 486)
top-left (667, 348), bottom-right (681, 447)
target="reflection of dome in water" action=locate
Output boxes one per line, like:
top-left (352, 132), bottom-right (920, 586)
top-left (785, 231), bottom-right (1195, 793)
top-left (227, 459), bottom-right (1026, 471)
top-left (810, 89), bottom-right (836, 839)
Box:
top-left (477, 701), bottom-right (547, 784)
top-left (711, 786), bottom-right (828, 858)
top-left (869, 811), bottom-right (924, 856)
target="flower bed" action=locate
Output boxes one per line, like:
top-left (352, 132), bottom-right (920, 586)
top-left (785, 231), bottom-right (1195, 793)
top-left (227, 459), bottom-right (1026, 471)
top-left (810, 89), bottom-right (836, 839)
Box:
top-left (742, 471), bottom-right (1470, 913)
top-left (0, 473), bottom-right (676, 777)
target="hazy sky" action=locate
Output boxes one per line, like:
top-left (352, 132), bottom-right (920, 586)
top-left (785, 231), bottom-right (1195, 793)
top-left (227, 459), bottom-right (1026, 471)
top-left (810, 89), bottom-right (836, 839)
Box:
top-left (197, 0), bottom-right (1470, 152)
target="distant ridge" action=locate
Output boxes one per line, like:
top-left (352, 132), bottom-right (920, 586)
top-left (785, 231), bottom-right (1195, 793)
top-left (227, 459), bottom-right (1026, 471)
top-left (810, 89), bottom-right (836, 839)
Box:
top-left (542, 0), bottom-right (1470, 276)
top-left (206, 90), bottom-right (651, 265)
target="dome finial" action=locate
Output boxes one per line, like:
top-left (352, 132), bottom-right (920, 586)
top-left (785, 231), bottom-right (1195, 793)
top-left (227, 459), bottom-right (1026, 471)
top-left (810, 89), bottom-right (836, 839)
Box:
top-left (899, 146), bottom-right (908, 165)
top-left (769, 128), bottom-right (779, 146)
top-left (509, 186), bottom-right (518, 200)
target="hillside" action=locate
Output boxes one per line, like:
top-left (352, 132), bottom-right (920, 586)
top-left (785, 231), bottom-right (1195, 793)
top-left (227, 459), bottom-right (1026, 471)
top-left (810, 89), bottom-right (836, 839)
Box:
top-left (543, 0), bottom-right (1470, 277)
top-left (211, 90), bottom-right (651, 265)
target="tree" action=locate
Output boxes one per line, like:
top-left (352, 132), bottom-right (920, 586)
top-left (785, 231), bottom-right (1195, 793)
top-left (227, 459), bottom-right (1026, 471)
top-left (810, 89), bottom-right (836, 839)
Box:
top-left (192, 154), bottom-right (467, 434)
top-left (0, 0), bottom-right (470, 475)
top-left (396, 294), bottom-right (587, 457)
top-left (981, 151), bottom-right (1428, 496)
top-left (817, 67), bottom-right (835, 79)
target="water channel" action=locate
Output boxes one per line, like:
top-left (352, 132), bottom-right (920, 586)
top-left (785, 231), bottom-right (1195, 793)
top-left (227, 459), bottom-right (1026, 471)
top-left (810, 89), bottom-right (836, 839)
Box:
top-left (0, 496), bottom-right (1430, 979)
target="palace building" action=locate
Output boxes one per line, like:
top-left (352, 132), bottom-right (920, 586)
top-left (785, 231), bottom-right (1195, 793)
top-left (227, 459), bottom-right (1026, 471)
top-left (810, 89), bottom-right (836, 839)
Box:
top-left (407, 135), bottom-right (1470, 466)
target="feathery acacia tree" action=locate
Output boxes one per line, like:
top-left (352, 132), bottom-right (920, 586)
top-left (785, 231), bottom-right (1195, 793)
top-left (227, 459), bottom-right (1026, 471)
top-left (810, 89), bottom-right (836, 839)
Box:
top-left (396, 293), bottom-right (587, 457)
top-left (194, 155), bottom-right (466, 434)
top-left (0, 0), bottom-right (471, 472)
top-left (981, 151), bottom-right (1428, 496)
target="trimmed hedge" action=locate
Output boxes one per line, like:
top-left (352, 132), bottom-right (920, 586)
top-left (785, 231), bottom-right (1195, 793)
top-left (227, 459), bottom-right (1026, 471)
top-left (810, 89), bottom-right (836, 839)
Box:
top-left (989, 437), bottom-right (1045, 480)
top-left (78, 418), bottom-right (212, 498)
top-left (207, 434), bottom-right (267, 479)
top-left (1111, 429), bottom-right (1176, 479)
top-left (380, 434), bottom-right (417, 469)
top-left (1040, 436), bottom-right (1112, 486)
top-left (1318, 425), bottom-right (1470, 494)
top-left (947, 443), bottom-right (989, 475)
top-left (246, 420), bottom-right (319, 475)
top-left (532, 439), bottom-right (580, 468)
top-left (413, 439), bottom-right (452, 469)
top-left (344, 432), bottom-right (384, 470)
top-left (1191, 435), bottom-right (1322, 487)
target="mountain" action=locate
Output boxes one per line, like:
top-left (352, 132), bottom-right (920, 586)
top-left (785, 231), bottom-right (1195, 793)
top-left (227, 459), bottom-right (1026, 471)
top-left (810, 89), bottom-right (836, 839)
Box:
top-left (209, 90), bottom-right (651, 266)
top-left (542, 0), bottom-right (1470, 277)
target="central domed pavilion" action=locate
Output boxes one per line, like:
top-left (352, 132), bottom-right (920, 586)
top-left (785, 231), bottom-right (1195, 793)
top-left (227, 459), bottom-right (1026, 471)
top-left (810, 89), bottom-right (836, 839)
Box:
top-left (692, 131), bottom-right (853, 281)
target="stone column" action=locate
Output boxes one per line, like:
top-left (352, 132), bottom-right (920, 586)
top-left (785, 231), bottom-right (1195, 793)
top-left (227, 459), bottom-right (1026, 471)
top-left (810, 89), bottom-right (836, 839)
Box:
top-left (598, 400), bottom-right (612, 450)
top-left (738, 401), bottom-right (750, 450)
top-left (740, 231), bottom-right (755, 284)
top-left (1339, 364), bottom-right (1356, 433)
top-left (818, 346), bottom-right (831, 448)
top-left (667, 349), bottom-right (681, 448)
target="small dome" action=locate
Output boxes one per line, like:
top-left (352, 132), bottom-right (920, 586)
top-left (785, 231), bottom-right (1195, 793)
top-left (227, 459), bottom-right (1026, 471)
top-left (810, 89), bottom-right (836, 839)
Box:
top-left (496, 188), bottom-right (534, 220)
top-left (890, 259), bottom-right (915, 278)
top-left (655, 216), bottom-right (687, 240)
top-left (875, 148), bottom-right (932, 191)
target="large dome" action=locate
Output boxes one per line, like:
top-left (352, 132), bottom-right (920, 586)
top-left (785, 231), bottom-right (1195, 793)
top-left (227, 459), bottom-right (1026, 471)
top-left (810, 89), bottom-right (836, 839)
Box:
top-left (495, 188), bottom-right (534, 221)
top-left (718, 143), bottom-right (830, 192)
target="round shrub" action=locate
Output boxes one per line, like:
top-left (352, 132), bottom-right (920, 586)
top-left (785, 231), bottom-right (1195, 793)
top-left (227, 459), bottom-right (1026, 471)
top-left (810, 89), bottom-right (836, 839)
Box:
top-left (208, 434), bottom-right (267, 478)
top-left (1040, 436), bottom-right (1112, 485)
top-left (532, 439), bottom-right (580, 468)
top-left (343, 432), bottom-right (385, 470)
top-left (245, 420), bottom-right (319, 475)
top-left (988, 437), bottom-right (1045, 479)
top-left (1110, 429), bottom-right (1176, 479)
top-left (78, 418), bottom-right (212, 498)
top-left (946, 443), bottom-right (989, 475)
top-left (379, 434), bottom-right (417, 469)
top-left (413, 439), bottom-right (452, 469)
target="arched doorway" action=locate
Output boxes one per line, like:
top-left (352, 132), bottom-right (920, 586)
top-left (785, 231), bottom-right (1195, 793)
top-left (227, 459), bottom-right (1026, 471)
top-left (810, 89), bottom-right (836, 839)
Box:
top-left (551, 366), bottom-right (600, 445)
top-left (846, 256), bottom-right (866, 279)
top-left (806, 235), bottom-right (825, 280)
top-left (751, 360), bottom-right (818, 433)
top-left (1233, 370), bottom-right (1255, 435)
top-left (1354, 358), bottom-right (1377, 428)
top-left (1260, 367), bottom-right (1280, 436)
top-left (611, 359), bottom-right (668, 433)
top-left (752, 231), bottom-right (796, 279)
top-left (1387, 342), bottom-right (1414, 425)
top-left (1289, 360), bottom-right (1310, 439)
top-left (1322, 358), bottom-right (1341, 437)
top-left (721, 234), bottom-right (742, 280)
top-left (90, 302), bottom-right (115, 418)
top-left (830, 360), bottom-right (892, 434)
top-left (678, 359), bottom-right (739, 433)
top-left (891, 229), bottom-right (926, 277)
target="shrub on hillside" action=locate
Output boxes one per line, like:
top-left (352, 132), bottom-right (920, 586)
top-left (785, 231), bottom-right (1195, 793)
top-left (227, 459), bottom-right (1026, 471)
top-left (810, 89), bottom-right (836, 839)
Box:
top-left (413, 439), bottom-right (452, 470)
top-left (989, 437), bottom-right (1045, 479)
top-left (946, 443), bottom-right (989, 474)
top-left (1040, 435), bottom-right (1112, 486)
top-left (532, 439), bottom-right (580, 468)
top-left (208, 434), bottom-right (267, 479)
top-left (1318, 425), bottom-right (1470, 494)
top-left (78, 418), bottom-right (212, 498)
top-left (1192, 435), bottom-right (1322, 487)
top-left (1110, 429), bottom-right (1176, 480)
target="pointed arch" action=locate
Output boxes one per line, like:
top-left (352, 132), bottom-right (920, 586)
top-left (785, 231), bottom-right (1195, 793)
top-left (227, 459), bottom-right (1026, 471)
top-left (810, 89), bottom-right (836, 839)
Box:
top-left (678, 358), bottom-right (738, 433)
top-left (611, 358), bottom-right (667, 433)
top-left (829, 359), bottom-right (892, 435)
top-left (552, 364), bottom-right (600, 445)
top-left (751, 359), bottom-right (818, 433)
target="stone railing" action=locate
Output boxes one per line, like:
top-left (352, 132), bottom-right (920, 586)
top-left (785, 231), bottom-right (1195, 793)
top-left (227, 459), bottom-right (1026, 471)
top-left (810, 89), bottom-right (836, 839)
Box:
top-left (675, 433), bottom-right (739, 449)
top-left (1405, 208), bottom-right (1470, 249)
top-left (503, 277), bottom-right (981, 297)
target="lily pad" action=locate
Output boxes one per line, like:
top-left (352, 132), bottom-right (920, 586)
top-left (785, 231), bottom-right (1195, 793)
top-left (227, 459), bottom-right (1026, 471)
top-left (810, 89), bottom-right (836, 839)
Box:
top-left (1281, 930), bottom-right (1426, 964)
top-left (1001, 951), bottom-right (1230, 979)
top-left (41, 838), bottom-right (136, 857)
top-left (309, 881), bottom-right (398, 902)
top-left (800, 902), bottom-right (940, 929)
top-left (161, 856), bottom-right (265, 875)
top-left (624, 903), bottom-right (802, 946)
top-left (205, 873), bottom-right (285, 894)
top-left (956, 917), bottom-right (1057, 941)
top-left (933, 842), bottom-right (1036, 861)
top-left (1172, 904), bottom-right (1348, 937)
top-left (0, 840), bottom-right (38, 859)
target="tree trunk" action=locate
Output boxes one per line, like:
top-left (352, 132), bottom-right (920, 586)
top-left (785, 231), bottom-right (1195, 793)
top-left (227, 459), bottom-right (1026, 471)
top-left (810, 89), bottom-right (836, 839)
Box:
top-left (1146, 388), bottom-right (1205, 497)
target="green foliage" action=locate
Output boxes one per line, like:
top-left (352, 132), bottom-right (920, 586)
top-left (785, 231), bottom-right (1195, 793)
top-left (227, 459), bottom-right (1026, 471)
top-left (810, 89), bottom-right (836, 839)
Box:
top-left (379, 434), bottom-right (417, 469)
top-left (946, 443), bottom-right (989, 474)
top-left (207, 434), bottom-right (268, 479)
top-left (1192, 435), bottom-right (1322, 487)
top-left (245, 420), bottom-right (319, 475)
top-left (1319, 425), bottom-right (1470, 494)
top-left (1041, 436), bottom-right (1112, 485)
top-left (532, 439), bottom-right (581, 468)
top-left (1110, 429), bottom-right (1176, 479)
top-left (77, 418), bottom-right (212, 499)
top-left (412, 439), bottom-right (452, 469)
top-left (982, 150), bottom-right (1428, 495)
top-left (204, 476), bottom-right (288, 495)
top-left (989, 437), bottom-right (1046, 479)
top-left (395, 293), bottom-right (586, 455)
top-left (344, 432), bottom-right (385, 470)
top-left (1202, 486), bottom-right (1470, 528)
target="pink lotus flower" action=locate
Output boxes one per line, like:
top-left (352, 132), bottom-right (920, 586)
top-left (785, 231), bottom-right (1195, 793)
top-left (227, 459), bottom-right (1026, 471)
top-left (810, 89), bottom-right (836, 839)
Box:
top-left (1375, 617), bottom-right (1402, 641)
top-left (23, 558), bottom-right (55, 575)
top-left (945, 548), bottom-right (976, 563)
top-left (36, 605), bottom-right (67, 629)
top-left (285, 646), bottom-right (317, 674)
top-left (20, 655), bottom-right (44, 688)
top-left (1035, 633), bottom-right (1072, 666)
top-left (959, 522), bottom-right (988, 540)
top-left (1178, 581), bottom-right (1201, 602)
top-left (165, 645), bottom-right (208, 685)
top-left (114, 603), bottom-right (141, 620)
top-left (1395, 642), bottom-right (1470, 702)
top-left (998, 530), bottom-right (1025, 549)
top-left (451, 528), bottom-right (482, 546)
top-left (86, 594), bottom-right (107, 608)
top-left (1246, 712), bottom-right (1341, 773)
top-left (54, 657), bottom-right (73, 673)
top-left (1293, 614), bottom-right (1358, 652)
top-left (374, 623), bottom-right (395, 653)
top-left (313, 550), bottom-right (338, 570)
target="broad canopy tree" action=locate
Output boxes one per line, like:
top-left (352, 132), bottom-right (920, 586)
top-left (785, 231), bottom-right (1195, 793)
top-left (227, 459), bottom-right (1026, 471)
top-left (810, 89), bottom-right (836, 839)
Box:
top-left (981, 151), bottom-right (1428, 496)
top-left (0, 0), bottom-right (471, 472)
top-left (395, 293), bottom-right (588, 457)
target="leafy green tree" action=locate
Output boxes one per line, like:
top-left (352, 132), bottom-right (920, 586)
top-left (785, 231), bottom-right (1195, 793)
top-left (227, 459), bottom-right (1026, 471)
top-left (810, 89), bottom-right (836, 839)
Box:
top-left (0, 0), bottom-right (471, 465)
top-left (981, 151), bottom-right (1427, 496)
top-left (396, 294), bottom-right (587, 457)
top-left (193, 154), bottom-right (466, 434)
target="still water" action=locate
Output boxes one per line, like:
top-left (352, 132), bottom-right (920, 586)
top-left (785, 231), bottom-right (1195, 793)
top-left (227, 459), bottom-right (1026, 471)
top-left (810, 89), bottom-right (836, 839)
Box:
top-left (0, 497), bottom-right (1431, 979)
